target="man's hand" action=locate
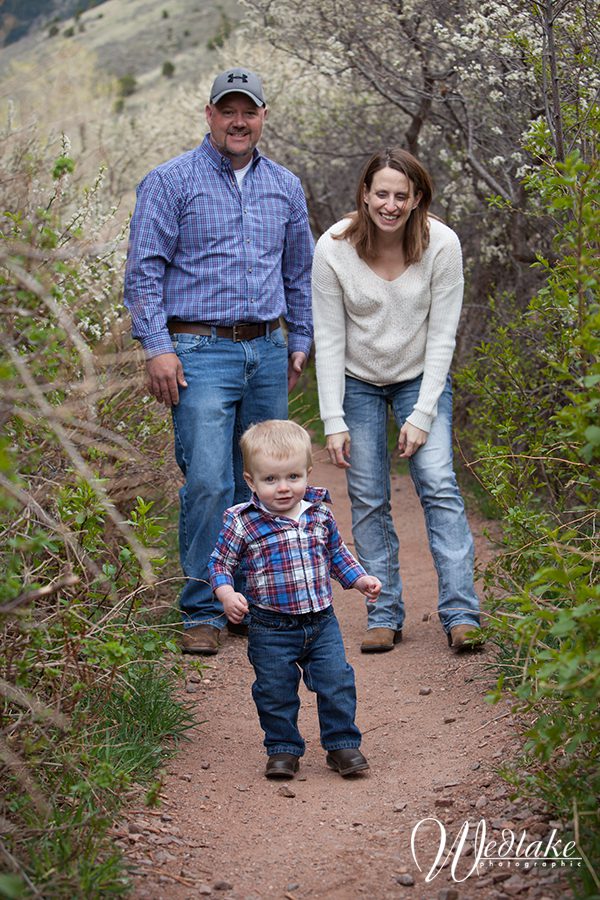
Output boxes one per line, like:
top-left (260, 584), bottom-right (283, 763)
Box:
top-left (288, 351), bottom-right (307, 393)
top-left (145, 353), bottom-right (187, 407)
top-left (398, 422), bottom-right (428, 458)
top-left (326, 431), bottom-right (351, 469)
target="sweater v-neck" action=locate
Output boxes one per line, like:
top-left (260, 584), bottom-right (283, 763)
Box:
top-left (360, 255), bottom-right (412, 284)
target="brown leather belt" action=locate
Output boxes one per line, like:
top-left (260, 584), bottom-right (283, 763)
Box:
top-left (168, 319), bottom-right (280, 342)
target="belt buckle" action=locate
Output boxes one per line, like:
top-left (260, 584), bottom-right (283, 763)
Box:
top-left (232, 324), bottom-right (242, 342)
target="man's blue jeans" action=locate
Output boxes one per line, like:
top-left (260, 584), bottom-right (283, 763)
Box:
top-left (170, 327), bottom-right (288, 628)
top-left (247, 605), bottom-right (362, 757)
top-left (343, 374), bottom-right (480, 635)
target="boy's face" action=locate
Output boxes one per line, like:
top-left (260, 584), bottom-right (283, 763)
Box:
top-left (244, 449), bottom-right (311, 515)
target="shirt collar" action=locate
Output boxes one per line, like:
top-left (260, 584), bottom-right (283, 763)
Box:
top-left (199, 133), bottom-right (262, 173)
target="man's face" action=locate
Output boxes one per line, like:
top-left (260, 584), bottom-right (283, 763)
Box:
top-left (205, 93), bottom-right (267, 168)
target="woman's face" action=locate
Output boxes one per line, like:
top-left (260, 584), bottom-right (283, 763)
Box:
top-left (363, 166), bottom-right (421, 236)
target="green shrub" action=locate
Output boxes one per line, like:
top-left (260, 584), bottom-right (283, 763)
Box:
top-left (117, 73), bottom-right (137, 98)
top-left (458, 140), bottom-right (599, 893)
top-left (0, 126), bottom-right (184, 896)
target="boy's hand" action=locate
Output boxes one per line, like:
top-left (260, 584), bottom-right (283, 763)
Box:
top-left (218, 589), bottom-right (249, 624)
top-left (354, 575), bottom-right (382, 603)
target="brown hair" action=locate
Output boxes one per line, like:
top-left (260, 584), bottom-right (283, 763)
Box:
top-left (334, 147), bottom-right (433, 264)
top-left (240, 420), bottom-right (313, 473)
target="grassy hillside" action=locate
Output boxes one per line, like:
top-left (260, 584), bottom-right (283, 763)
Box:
top-left (0, 0), bottom-right (245, 208)
top-left (0, 0), bottom-right (242, 117)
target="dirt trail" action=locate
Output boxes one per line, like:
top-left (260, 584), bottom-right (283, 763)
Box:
top-left (120, 450), bottom-right (572, 900)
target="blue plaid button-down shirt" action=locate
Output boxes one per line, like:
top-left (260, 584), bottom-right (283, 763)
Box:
top-left (208, 486), bottom-right (366, 615)
top-left (124, 135), bottom-right (314, 358)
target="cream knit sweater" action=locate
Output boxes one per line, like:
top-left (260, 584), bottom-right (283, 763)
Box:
top-left (311, 216), bottom-right (464, 435)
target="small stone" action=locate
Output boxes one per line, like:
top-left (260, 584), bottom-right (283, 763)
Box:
top-left (188, 672), bottom-right (202, 683)
top-left (419, 687), bottom-right (432, 696)
top-left (395, 873), bottom-right (415, 886)
top-left (197, 884), bottom-right (212, 895)
top-left (471, 762), bottom-right (481, 770)
top-left (438, 890), bottom-right (459, 900)
top-left (277, 785), bottom-right (295, 798)
top-left (236, 785), bottom-right (249, 792)
top-left (492, 872), bottom-right (512, 884)
top-left (179, 773), bottom-right (192, 782)
top-left (201, 762), bottom-right (210, 770)
top-left (128, 822), bottom-right (144, 834)
top-left (422, 612), bottom-right (430, 621)
top-left (393, 801), bottom-right (407, 812)
top-left (475, 796), bottom-right (488, 809)
top-left (185, 683), bottom-right (198, 693)
top-left (214, 882), bottom-right (233, 892)
top-left (286, 885), bottom-right (300, 892)
top-left (443, 716), bottom-right (457, 724)
top-left (435, 798), bottom-right (454, 808)
top-left (503, 875), bottom-right (527, 895)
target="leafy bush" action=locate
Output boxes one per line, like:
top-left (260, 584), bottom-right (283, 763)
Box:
top-left (457, 138), bottom-right (599, 893)
top-left (0, 123), bottom-right (186, 895)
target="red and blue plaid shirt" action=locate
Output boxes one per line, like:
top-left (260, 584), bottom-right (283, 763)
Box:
top-left (208, 486), bottom-right (366, 614)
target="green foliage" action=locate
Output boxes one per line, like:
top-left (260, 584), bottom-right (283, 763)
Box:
top-left (206, 6), bottom-right (233, 51)
top-left (52, 154), bottom-right (75, 179)
top-left (1, 128), bottom-right (182, 896)
top-left (117, 73), bottom-right (137, 99)
top-left (457, 144), bottom-right (600, 891)
top-left (162, 60), bottom-right (175, 78)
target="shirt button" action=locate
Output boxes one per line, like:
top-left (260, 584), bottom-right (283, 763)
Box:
top-left (248, 267), bottom-right (252, 273)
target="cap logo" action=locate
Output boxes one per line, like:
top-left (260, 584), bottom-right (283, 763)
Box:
top-left (227, 73), bottom-right (249, 83)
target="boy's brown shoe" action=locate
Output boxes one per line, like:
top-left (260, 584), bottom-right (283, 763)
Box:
top-left (326, 748), bottom-right (370, 777)
top-left (181, 624), bottom-right (220, 656)
top-left (360, 627), bottom-right (402, 653)
top-left (265, 753), bottom-right (300, 779)
top-left (448, 624), bottom-right (485, 652)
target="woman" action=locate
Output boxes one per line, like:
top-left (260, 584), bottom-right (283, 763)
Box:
top-left (311, 147), bottom-right (482, 653)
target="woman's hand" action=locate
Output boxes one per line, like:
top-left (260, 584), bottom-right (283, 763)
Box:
top-left (398, 422), bottom-right (428, 458)
top-left (326, 431), bottom-right (351, 468)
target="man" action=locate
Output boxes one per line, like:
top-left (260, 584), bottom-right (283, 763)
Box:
top-left (124, 67), bottom-right (314, 656)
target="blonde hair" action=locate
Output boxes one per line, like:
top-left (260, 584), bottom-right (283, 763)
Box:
top-left (241, 420), bottom-right (313, 472)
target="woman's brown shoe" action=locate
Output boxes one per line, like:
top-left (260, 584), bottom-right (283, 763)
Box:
top-left (448, 624), bottom-right (485, 652)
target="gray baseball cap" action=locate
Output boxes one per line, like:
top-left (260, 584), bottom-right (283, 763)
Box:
top-left (209, 67), bottom-right (266, 107)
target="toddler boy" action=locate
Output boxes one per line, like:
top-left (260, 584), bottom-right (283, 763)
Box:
top-left (208, 420), bottom-right (381, 779)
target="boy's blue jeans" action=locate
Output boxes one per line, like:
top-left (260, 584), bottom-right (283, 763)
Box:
top-left (247, 605), bottom-right (362, 757)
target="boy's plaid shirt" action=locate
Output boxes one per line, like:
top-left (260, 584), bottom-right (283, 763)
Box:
top-left (208, 486), bottom-right (366, 614)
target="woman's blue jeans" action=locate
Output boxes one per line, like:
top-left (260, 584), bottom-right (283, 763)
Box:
top-left (247, 605), bottom-right (362, 757)
top-left (343, 374), bottom-right (480, 634)
top-left (170, 328), bottom-right (288, 628)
